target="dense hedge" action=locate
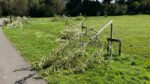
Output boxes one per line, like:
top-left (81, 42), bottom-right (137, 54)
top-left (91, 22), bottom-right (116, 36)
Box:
top-left (0, 0), bottom-right (150, 17)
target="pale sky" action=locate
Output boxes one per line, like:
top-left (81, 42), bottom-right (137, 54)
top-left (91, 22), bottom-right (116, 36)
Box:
top-left (98, 0), bottom-right (102, 2)
top-left (98, 0), bottom-right (115, 3)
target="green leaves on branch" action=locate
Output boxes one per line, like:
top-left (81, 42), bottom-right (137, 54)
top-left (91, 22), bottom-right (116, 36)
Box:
top-left (34, 22), bottom-right (107, 75)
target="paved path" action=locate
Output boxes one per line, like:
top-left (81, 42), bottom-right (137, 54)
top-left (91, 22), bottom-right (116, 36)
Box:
top-left (0, 18), bottom-right (46, 84)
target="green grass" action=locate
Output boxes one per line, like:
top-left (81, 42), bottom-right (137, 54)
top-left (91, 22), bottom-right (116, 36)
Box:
top-left (83, 15), bottom-right (150, 57)
top-left (3, 18), bottom-right (66, 62)
top-left (3, 15), bottom-right (150, 84)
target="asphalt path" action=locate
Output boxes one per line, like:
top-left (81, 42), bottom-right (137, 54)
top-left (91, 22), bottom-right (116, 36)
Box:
top-left (0, 18), bottom-right (46, 84)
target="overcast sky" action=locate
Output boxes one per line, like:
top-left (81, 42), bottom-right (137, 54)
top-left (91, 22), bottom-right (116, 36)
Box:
top-left (98, 0), bottom-right (115, 3)
top-left (98, 0), bottom-right (103, 2)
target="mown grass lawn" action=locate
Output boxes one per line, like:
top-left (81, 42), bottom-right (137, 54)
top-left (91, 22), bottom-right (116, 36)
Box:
top-left (3, 15), bottom-right (150, 84)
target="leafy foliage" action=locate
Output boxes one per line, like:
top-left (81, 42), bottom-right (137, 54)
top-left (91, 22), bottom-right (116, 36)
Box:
top-left (3, 16), bottom-right (150, 83)
top-left (34, 22), bottom-right (107, 75)
top-left (4, 16), bottom-right (28, 28)
top-left (1, 0), bottom-right (150, 17)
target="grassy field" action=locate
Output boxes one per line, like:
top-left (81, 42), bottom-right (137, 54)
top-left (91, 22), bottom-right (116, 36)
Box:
top-left (3, 15), bottom-right (150, 84)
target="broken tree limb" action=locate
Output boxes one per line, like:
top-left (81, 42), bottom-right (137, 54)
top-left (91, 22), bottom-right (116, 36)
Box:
top-left (83, 20), bottom-right (113, 47)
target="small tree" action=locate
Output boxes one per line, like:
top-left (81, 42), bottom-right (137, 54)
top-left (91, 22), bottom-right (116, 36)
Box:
top-left (51, 0), bottom-right (66, 15)
top-left (128, 1), bottom-right (140, 14)
top-left (66, 0), bottom-right (82, 16)
top-left (1, 0), bottom-right (28, 17)
top-left (2, 0), bottom-right (14, 21)
top-left (103, 0), bottom-right (113, 17)
top-left (116, 0), bottom-right (126, 4)
top-left (140, 0), bottom-right (150, 14)
top-left (28, 0), bottom-right (41, 17)
top-left (12, 0), bottom-right (28, 16)
top-left (103, 0), bottom-right (112, 3)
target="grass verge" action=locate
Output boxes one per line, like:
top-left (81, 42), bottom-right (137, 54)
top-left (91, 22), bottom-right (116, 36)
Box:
top-left (3, 15), bottom-right (150, 83)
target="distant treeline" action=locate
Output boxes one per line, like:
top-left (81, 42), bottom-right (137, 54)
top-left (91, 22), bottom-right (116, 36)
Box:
top-left (0, 0), bottom-right (150, 17)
